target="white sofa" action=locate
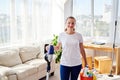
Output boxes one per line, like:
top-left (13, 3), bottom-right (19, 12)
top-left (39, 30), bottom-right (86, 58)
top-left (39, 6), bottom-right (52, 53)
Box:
top-left (0, 45), bottom-right (55, 80)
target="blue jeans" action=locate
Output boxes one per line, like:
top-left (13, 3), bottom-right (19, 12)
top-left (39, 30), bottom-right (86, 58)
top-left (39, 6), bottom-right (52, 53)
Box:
top-left (60, 64), bottom-right (82, 80)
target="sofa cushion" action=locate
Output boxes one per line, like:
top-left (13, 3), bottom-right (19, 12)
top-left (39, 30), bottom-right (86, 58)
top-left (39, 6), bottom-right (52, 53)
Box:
top-left (25, 59), bottom-right (47, 71)
top-left (0, 49), bottom-right (22, 67)
top-left (19, 46), bottom-right (41, 63)
top-left (11, 64), bottom-right (37, 80)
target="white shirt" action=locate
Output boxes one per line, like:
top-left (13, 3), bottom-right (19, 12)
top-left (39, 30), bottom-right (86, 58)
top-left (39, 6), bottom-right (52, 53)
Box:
top-left (58, 32), bottom-right (83, 66)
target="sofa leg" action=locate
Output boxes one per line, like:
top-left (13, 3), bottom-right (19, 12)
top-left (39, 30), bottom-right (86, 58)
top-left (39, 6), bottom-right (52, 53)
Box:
top-left (50, 72), bottom-right (54, 76)
top-left (39, 77), bottom-right (44, 80)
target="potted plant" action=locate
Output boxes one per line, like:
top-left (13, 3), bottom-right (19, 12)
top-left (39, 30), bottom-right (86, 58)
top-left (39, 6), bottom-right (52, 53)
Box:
top-left (51, 34), bottom-right (62, 63)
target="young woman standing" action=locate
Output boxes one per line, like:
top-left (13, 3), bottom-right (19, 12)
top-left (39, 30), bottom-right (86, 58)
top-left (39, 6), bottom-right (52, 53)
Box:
top-left (54, 16), bottom-right (88, 80)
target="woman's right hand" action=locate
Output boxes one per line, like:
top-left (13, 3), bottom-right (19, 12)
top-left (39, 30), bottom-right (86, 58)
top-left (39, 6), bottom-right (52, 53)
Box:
top-left (54, 42), bottom-right (61, 51)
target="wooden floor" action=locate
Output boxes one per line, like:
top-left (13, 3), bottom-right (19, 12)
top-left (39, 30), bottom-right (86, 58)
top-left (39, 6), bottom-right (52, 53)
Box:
top-left (40, 63), bottom-right (81, 80)
top-left (40, 63), bottom-right (120, 80)
top-left (40, 63), bottom-right (60, 80)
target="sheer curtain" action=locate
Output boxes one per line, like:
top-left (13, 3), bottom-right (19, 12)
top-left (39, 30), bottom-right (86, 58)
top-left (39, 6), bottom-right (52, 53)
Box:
top-left (31, 0), bottom-right (65, 43)
top-left (0, 0), bottom-right (10, 46)
top-left (2, 0), bottom-right (119, 48)
top-left (0, 0), bottom-right (65, 47)
top-left (31, 0), bottom-right (53, 43)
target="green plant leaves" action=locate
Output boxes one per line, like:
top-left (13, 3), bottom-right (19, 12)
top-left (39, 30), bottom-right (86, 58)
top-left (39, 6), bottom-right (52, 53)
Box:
top-left (51, 34), bottom-right (62, 63)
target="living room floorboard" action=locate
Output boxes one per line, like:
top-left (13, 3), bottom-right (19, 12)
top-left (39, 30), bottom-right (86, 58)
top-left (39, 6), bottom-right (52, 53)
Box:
top-left (40, 63), bottom-right (120, 80)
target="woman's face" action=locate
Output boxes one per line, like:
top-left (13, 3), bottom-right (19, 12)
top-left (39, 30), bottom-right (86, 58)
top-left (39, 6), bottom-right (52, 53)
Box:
top-left (66, 18), bottom-right (76, 29)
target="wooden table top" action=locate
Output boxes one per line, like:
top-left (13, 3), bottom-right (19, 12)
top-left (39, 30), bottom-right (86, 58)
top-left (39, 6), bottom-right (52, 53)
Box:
top-left (83, 42), bottom-right (120, 53)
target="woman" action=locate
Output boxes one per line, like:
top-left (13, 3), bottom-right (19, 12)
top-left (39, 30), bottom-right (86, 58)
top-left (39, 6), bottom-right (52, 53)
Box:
top-left (54, 16), bottom-right (88, 80)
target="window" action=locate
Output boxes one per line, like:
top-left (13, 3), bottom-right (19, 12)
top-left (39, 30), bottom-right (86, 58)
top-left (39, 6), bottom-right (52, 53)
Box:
top-left (116, 0), bottom-right (120, 44)
top-left (1, 0), bottom-right (119, 47)
top-left (73, 0), bottom-right (91, 37)
top-left (73, 0), bottom-right (112, 42)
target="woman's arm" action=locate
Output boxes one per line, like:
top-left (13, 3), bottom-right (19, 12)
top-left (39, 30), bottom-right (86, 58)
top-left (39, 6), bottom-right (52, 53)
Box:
top-left (80, 43), bottom-right (88, 67)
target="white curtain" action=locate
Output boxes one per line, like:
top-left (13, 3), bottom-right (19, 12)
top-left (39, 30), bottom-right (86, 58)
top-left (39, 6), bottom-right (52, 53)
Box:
top-left (20, 0), bottom-right (65, 44)
top-left (0, 0), bottom-right (66, 47)
top-left (31, 0), bottom-right (65, 43)
top-left (4, 0), bottom-right (120, 47)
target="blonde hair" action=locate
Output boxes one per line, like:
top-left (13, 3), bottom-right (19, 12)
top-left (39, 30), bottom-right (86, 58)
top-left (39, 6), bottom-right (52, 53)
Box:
top-left (64, 16), bottom-right (76, 31)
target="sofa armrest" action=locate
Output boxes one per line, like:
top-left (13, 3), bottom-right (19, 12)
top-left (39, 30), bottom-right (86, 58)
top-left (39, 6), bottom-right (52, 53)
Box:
top-left (0, 66), bottom-right (17, 80)
top-left (0, 73), bottom-right (8, 80)
top-left (5, 69), bottom-right (17, 80)
top-left (7, 74), bottom-right (17, 80)
top-left (5, 70), bottom-right (16, 76)
top-left (0, 66), bottom-right (10, 80)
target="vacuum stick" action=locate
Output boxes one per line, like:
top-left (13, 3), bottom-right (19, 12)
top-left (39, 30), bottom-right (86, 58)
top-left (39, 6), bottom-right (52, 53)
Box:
top-left (44, 44), bottom-right (54, 80)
